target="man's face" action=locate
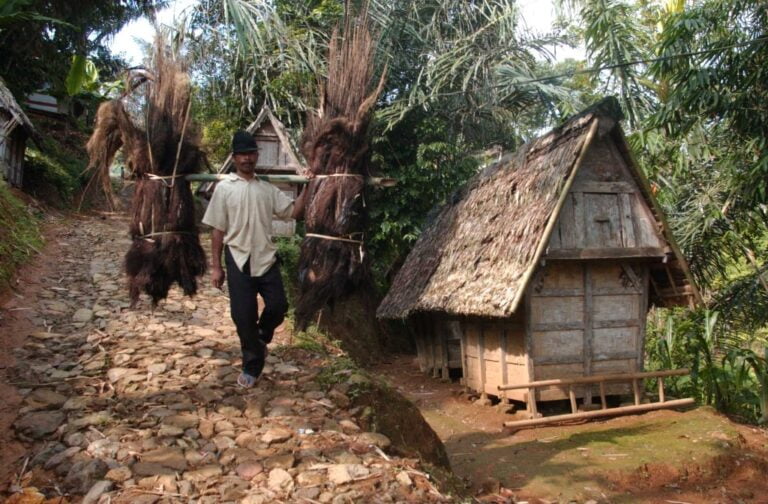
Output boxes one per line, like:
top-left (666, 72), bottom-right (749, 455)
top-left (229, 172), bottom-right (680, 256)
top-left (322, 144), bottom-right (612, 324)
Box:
top-left (233, 151), bottom-right (258, 175)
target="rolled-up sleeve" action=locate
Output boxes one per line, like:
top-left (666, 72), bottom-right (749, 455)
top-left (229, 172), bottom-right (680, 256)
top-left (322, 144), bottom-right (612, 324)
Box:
top-left (202, 184), bottom-right (228, 231)
top-left (273, 186), bottom-right (295, 220)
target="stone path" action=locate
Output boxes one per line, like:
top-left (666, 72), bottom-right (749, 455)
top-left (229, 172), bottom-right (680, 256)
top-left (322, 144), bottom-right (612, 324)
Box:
top-left (3, 214), bottom-right (452, 503)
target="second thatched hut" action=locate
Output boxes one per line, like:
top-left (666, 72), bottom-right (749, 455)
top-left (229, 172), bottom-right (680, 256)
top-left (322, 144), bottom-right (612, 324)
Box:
top-left (377, 98), bottom-right (701, 409)
top-left (0, 78), bottom-right (36, 188)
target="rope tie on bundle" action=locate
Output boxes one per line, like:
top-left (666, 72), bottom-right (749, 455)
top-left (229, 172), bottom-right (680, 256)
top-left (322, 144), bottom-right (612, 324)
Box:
top-left (136, 222), bottom-right (196, 242)
top-left (305, 232), bottom-right (363, 244)
top-left (146, 173), bottom-right (186, 187)
top-left (305, 232), bottom-right (365, 262)
top-left (136, 230), bottom-right (196, 242)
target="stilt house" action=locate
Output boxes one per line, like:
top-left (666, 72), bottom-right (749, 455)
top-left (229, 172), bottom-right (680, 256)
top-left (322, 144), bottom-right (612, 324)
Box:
top-left (377, 98), bottom-right (701, 406)
top-left (201, 105), bottom-right (305, 236)
top-left (0, 79), bottom-right (37, 188)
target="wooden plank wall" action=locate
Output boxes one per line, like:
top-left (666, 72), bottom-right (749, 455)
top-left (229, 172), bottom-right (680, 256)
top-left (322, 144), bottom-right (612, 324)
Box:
top-left (255, 121), bottom-right (294, 170)
top-left (548, 137), bottom-right (665, 254)
top-left (461, 311), bottom-right (527, 401)
top-left (528, 261), bottom-right (645, 400)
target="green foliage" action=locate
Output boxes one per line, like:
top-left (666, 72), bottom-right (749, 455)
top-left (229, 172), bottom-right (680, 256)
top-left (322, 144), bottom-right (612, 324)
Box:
top-left (275, 234), bottom-right (302, 311)
top-left (0, 0), bottom-right (72, 29)
top-left (292, 327), bottom-right (328, 354)
top-left (0, 181), bottom-right (43, 289)
top-left (24, 133), bottom-right (88, 205)
top-left (188, 0), bottom-right (572, 291)
top-left (0, 0), bottom-right (164, 98)
top-left (578, 0), bottom-right (654, 127)
top-left (373, 0), bottom-right (576, 138)
top-left (646, 308), bottom-right (768, 424)
top-left (200, 117), bottom-right (239, 166)
top-left (65, 55), bottom-right (101, 96)
top-left (367, 113), bottom-right (480, 289)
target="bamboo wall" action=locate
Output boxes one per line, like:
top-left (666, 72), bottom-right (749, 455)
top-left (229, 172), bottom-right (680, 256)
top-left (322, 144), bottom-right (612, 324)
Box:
top-left (0, 121), bottom-right (27, 188)
top-left (412, 315), bottom-right (462, 379)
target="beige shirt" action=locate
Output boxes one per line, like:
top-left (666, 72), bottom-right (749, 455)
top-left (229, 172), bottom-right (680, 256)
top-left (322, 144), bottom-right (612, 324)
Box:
top-left (202, 174), bottom-right (294, 276)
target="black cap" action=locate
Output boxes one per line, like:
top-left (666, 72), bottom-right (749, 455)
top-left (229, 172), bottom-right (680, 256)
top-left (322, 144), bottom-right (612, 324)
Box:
top-left (232, 130), bottom-right (259, 154)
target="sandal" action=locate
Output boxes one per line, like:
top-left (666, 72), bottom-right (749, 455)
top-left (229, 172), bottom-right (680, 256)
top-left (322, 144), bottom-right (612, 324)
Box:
top-left (237, 372), bottom-right (259, 388)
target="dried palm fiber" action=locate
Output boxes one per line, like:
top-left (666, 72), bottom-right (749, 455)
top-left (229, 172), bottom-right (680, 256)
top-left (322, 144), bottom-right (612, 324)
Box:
top-left (295, 4), bottom-right (386, 328)
top-left (82, 100), bottom-right (123, 210)
top-left (86, 36), bottom-right (207, 306)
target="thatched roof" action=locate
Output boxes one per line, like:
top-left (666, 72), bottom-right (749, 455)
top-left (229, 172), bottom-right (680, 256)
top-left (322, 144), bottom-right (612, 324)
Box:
top-left (377, 98), bottom-right (700, 320)
top-left (0, 78), bottom-right (36, 138)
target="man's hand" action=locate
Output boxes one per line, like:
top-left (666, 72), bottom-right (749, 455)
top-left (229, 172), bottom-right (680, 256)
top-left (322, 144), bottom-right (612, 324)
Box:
top-left (211, 266), bottom-right (226, 290)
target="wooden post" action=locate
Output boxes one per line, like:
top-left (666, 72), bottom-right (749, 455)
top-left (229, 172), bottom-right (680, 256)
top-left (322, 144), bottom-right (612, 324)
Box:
top-left (569, 386), bottom-right (578, 414)
top-left (431, 326), bottom-right (439, 379)
top-left (500, 328), bottom-right (510, 405)
top-left (583, 264), bottom-right (594, 406)
top-left (658, 377), bottom-right (665, 403)
top-left (528, 387), bottom-right (539, 418)
top-left (599, 381), bottom-right (607, 409)
top-left (524, 292), bottom-right (535, 409)
top-left (460, 320), bottom-right (468, 390)
top-left (632, 378), bottom-right (640, 405)
top-left (479, 324), bottom-right (487, 400)
top-left (440, 323), bottom-right (450, 379)
top-left (186, 173), bottom-right (397, 187)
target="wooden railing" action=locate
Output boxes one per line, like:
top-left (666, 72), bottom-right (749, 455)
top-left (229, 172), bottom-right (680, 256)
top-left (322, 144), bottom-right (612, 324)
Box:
top-left (498, 368), bottom-right (694, 429)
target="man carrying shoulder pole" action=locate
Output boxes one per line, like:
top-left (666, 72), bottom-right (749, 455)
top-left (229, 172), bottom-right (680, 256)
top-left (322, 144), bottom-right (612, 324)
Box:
top-left (202, 130), bottom-right (310, 388)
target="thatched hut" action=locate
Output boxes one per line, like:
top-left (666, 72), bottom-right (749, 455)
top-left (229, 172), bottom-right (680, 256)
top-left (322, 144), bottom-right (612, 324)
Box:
top-left (377, 98), bottom-right (701, 408)
top-left (0, 78), bottom-right (36, 188)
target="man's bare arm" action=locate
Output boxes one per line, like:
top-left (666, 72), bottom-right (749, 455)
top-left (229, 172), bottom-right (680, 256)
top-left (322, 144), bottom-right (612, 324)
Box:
top-left (292, 172), bottom-right (315, 220)
top-left (211, 229), bottom-right (226, 289)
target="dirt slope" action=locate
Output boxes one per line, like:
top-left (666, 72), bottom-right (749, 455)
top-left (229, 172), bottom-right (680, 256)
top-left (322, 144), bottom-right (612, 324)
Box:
top-left (374, 355), bottom-right (768, 503)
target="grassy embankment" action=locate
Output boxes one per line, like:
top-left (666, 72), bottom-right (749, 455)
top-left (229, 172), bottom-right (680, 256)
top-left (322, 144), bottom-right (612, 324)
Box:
top-left (0, 182), bottom-right (43, 290)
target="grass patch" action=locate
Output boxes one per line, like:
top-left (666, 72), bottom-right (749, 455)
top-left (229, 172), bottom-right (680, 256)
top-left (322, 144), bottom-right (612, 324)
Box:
top-left (292, 324), bottom-right (345, 354)
top-left (316, 355), bottom-right (358, 388)
top-left (0, 181), bottom-right (43, 289)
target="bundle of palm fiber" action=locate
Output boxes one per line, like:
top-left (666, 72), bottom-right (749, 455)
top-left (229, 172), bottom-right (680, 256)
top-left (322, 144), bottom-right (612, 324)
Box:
top-left (295, 6), bottom-right (386, 328)
top-left (86, 37), bottom-right (207, 306)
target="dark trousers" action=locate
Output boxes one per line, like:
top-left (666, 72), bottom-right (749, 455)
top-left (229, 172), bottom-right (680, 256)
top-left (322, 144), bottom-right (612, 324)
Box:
top-left (225, 247), bottom-right (288, 377)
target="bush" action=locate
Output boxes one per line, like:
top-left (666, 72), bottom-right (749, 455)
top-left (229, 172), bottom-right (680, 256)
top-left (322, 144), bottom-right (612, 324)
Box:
top-left (22, 118), bottom-right (89, 207)
top-left (646, 307), bottom-right (768, 424)
top-left (276, 234), bottom-right (302, 311)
